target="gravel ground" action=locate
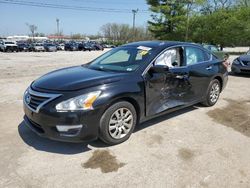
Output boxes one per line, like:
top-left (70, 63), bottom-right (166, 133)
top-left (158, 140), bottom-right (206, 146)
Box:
top-left (0, 51), bottom-right (250, 188)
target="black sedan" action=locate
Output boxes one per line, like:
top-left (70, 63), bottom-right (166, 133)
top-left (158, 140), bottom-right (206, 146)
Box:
top-left (23, 41), bottom-right (228, 145)
top-left (17, 43), bottom-right (30, 52)
top-left (65, 43), bottom-right (78, 51)
top-left (232, 50), bottom-right (250, 74)
top-left (78, 42), bottom-right (94, 51)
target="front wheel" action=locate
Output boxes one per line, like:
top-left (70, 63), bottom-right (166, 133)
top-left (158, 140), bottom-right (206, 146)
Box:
top-left (202, 79), bottom-right (221, 107)
top-left (99, 101), bottom-right (137, 145)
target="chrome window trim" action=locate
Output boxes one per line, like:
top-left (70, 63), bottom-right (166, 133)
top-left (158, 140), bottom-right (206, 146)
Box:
top-left (142, 44), bottom-right (213, 76)
top-left (24, 87), bottom-right (62, 113)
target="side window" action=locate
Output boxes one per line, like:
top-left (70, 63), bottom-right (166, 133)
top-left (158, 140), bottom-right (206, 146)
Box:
top-left (185, 47), bottom-right (207, 65)
top-left (155, 47), bottom-right (183, 68)
top-left (203, 51), bottom-right (211, 61)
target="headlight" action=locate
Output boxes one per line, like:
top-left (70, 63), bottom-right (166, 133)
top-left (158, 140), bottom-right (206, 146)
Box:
top-left (55, 91), bottom-right (101, 111)
top-left (233, 59), bottom-right (240, 65)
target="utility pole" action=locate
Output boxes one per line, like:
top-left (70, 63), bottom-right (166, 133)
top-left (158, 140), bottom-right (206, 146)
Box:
top-left (132, 9), bottom-right (139, 32)
top-left (56, 18), bottom-right (59, 37)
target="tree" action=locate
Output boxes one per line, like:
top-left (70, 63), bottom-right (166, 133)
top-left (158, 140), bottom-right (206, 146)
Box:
top-left (71, 33), bottom-right (84, 40)
top-left (100, 23), bottom-right (152, 44)
top-left (189, 7), bottom-right (250, 46)
top-left (146, 0), bottom-right (188, 40)
top-left (238, 0), bottom-right (250, 7)
top-left (26, 23), bottom-right (38, 41)
top-left (146, 0), bottom-right (204, 41)
top-left (199, 0), bottom-right (235, 14)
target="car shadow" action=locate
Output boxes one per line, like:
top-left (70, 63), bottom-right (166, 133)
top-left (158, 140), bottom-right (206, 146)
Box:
top-left (18, 121), bottom-right (95, 155)
top-left (135, 105), bottom-right (199, 132)
top-left (18, 105), bottom-right (200, 154)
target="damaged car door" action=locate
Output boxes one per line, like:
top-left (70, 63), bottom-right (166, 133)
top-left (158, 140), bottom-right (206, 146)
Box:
top-left (144, 46), bottom-right (192, 116)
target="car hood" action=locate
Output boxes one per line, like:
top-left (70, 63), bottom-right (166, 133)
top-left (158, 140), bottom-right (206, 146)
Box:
top-left (32, 66), bottom-right (123, 91)
top-left (238, 55), bottom-right (250, 62)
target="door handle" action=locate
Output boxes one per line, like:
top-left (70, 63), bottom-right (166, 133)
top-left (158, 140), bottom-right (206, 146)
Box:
top-left (206, 66), bottom-right (212, 70)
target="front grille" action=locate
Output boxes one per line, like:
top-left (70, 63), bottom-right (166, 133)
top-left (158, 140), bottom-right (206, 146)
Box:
top-left (24, 87), bottom-right (61, 113)
top-left (241, 69), bottom-right (250, 73)
top-left (28, 94), bottom-right (50, 111)
top-left (242, 61), bottom-right (250, 66)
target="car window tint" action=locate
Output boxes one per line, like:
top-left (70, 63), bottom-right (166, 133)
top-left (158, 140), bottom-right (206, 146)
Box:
top-left (185, 47), bottom-right (206, 65)
top-left (100, 50), bottom-right (130, 64)
top-left (203, 51), bottom-right (211, 61)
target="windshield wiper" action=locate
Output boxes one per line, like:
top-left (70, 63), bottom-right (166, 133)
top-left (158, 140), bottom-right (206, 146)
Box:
top-left (88, 66), bottom-right (111, 72)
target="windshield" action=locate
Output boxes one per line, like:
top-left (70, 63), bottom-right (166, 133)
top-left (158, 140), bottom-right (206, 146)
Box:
top-left (88, 46), bottom-right (153, 72)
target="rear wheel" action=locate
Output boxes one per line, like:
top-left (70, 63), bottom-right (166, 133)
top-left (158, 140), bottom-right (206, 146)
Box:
top-left (99, 101), bottom-right (137, 145)
top-left (202, 79), bottom-right (221, 107)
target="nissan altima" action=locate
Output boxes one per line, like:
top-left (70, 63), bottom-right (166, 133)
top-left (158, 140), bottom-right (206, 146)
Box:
top-left (232, 50), bottom-right (250, 74)
top-left (23, 41), bottom-right (228, 145)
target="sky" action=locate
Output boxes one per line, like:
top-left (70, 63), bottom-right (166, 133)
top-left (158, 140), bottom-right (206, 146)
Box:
top-left (0, 0), bottom-right (151, 37)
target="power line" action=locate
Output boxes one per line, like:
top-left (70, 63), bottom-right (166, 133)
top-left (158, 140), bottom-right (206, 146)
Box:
top-left (69, 0), bottom-right (147, 6)
top-left (0, 0), bottom-right (150, 13)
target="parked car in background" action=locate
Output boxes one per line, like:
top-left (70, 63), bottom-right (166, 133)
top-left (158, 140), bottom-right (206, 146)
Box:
top-left (23, 41), bottom-right (228, 145)
top-left (65, 42), bottom-right (78, 51)
top-left (93, 43), bottom-right (104, 51)
top-left (0, 41), bottom-right (18, 52)
top-left (203, 44), bottom-right (225, 60)
top-left (30, 43), bottom-right (45, 52)
top-left (17, 43), bottom-right (30, 52)
top-left (231, 50), bottom-right (250, 74)
top-left (44, 43), bottom-right (57, 52)
top-left (56, 43), bottom-right (65, 51)
top-left (78, 42), bottom-right (94, 51)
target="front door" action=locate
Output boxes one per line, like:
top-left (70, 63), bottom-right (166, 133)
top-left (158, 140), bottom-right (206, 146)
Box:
top-left (144, 47), bottom-right (192, 116)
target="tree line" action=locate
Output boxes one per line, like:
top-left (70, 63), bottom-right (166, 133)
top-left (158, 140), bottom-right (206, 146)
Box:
top-left (146, 0), bottom-right (250, 47)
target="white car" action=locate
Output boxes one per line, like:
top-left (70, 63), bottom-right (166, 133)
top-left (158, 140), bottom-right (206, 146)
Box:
top-left (0, 41), bottom-right (18, 52)
top-left (32, 43), bottom-right (45, 52)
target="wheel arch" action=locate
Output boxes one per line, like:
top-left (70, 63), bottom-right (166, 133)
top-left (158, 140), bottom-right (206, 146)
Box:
top-left (213, 75), bottom-right (223, 92)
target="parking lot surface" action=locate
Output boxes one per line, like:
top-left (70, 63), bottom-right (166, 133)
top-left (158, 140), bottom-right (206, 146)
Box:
top-left (0, 51), bottom-right (250, 188)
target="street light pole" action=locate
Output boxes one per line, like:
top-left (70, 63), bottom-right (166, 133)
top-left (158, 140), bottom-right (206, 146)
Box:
top-left (56, 18), bottom-right (59, 37)
top-left (132, 9), bottom-right (139, 32)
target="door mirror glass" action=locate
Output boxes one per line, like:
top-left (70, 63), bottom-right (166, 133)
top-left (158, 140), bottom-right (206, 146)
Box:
top-left (150, 65), bottom-right (169, 73)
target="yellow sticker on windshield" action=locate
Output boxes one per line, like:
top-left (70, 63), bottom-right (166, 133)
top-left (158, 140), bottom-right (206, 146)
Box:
top-left (139, 50), bottom-right (148, 56)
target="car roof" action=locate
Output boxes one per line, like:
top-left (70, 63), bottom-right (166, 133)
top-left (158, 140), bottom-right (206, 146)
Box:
top-left (122, 41), bottom-right (201, 50)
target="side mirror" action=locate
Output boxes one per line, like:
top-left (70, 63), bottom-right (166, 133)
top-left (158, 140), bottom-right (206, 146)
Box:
top-left (150, 65), bottom-right (169, 73)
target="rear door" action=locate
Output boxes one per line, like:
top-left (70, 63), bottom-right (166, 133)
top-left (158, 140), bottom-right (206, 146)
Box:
top-left (184, 46), bottom-right (218, 100)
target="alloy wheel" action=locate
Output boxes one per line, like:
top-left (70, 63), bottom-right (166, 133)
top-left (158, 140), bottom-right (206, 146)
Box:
top-left (210, 82), bottom-right (220, 103)
top-left (108, 108), bottom-right (133, 139)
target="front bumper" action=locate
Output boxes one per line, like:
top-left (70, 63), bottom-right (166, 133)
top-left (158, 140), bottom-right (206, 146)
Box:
top-left (231, 64), bottom-right (250, 74)
top-left (23, 100), bottom-right (102, 143)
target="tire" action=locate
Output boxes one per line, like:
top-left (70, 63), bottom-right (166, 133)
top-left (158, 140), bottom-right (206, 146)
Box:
top-left (202, 79), bottom-right (221, 107)
top-left (99, 101), bottom-right (137, 145)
